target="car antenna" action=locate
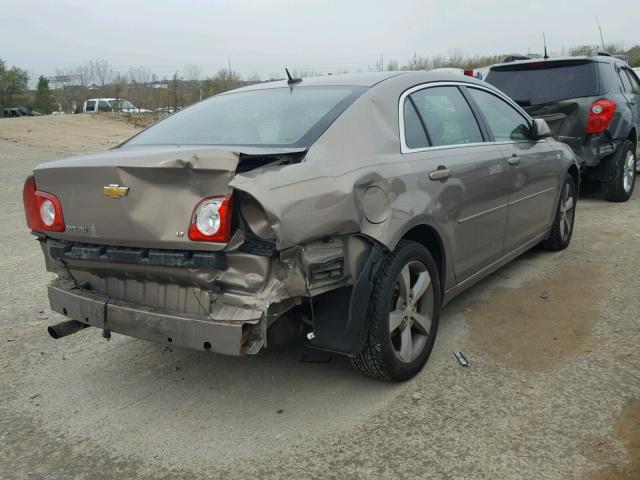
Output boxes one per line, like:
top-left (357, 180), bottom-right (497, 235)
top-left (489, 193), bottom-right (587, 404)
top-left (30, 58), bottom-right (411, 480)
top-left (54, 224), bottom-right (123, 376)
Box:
top-left (542, 32), bottom-right (549, 60)
top-left (595, 16), bottom-right (606, 51)
top-left (285, 68), bottom-right (302, 85)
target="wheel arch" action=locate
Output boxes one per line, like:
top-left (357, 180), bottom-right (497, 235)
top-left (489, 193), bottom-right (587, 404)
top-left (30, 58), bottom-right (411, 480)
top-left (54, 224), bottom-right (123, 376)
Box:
top-left (568, 163), bottom-right (580, 191)
top-left (399, 223), bottom-right (448, 294)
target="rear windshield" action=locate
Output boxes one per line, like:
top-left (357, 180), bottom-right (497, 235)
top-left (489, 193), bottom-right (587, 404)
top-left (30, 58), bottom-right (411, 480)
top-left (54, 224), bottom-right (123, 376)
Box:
top-left (124, 86), bottom-right (365, 148)
top-left (485, 62), bottom-right (602, 106)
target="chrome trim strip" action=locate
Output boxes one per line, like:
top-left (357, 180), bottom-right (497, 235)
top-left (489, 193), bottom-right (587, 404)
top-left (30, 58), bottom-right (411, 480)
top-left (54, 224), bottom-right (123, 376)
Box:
top-left (399, 81), bottom-right (534, 154)
top-left (458, 203), bottom-right (508, 224)
top-left (508, 187), bottom-right (556, 206)
top-left (401, 141), bottom-right (490, 154)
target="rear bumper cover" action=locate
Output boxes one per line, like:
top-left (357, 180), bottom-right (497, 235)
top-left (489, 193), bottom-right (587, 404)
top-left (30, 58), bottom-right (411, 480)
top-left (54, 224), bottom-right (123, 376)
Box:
top-left (48, 284), bottom-right (249, 355)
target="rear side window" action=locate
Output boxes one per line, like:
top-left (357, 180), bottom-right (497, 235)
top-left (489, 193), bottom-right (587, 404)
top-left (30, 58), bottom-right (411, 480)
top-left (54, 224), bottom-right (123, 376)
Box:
top-left (85, 100), bottom-right (96, 111)
top-left (403, 98), bottom-right (429, 149)
top-left (486, 62), bottom-right (601, 106)
top-left (467, 88), bottom-right (533, 142)
top-left (619, 69), bottom-right (637, 93)
top-left (98, 100), bottom-right (111, 112)
top-left (625, 69), bottom-right (640, 92)
top-left (408, 86), bottom-right (483, 147)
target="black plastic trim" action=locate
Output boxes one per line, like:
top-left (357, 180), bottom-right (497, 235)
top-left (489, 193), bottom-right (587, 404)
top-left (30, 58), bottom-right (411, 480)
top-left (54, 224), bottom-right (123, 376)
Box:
top-left (49, 242), bottom-right (227, 270)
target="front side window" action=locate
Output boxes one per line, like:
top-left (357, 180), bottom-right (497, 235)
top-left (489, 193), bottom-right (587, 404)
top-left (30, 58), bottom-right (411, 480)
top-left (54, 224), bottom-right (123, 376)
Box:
top-left (468, 88), bottom-right (533, 142)
top-left (124, 86), bottom-right (365, 148)
top-left (110, 100), bottom-right (136, 111)
top-left (408, 86), bottom-right (483, 147)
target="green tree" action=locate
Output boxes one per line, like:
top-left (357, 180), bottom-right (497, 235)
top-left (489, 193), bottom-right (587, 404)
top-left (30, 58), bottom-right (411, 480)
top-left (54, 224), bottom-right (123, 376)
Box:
top-left (627, 45), bottom-right (640, 67)
top-left (202, 69), bottom-right (242, 98)
top-left (32, 75), bottom-right (56, 114)
top-left (0, 59), bottom-right (29, 108)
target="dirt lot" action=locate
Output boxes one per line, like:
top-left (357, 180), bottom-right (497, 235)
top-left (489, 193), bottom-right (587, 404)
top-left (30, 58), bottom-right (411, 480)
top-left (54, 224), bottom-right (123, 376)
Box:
top-left (1, 115), bottom-right (638, 479)
top-left (0, 114), bottom-right (139, 155)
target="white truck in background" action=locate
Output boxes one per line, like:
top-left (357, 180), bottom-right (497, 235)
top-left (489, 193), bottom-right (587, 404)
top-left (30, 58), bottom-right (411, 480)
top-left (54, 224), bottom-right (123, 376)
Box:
top-left (82, 98), bottom-right (149, 113)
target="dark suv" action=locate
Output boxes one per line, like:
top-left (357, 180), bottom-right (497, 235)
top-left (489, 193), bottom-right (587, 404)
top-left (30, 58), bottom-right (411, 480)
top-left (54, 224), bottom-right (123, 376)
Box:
top-left (485, 54), bottom-right (639, 201)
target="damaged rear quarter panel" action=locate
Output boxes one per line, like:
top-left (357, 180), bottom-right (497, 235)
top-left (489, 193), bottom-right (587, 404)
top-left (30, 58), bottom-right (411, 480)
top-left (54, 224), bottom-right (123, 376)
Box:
top-left (230, 78), bottom-right (456, 290)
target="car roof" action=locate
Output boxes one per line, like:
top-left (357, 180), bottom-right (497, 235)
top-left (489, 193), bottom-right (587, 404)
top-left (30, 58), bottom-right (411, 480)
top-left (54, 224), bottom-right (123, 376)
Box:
top-left (222, 71), bottom-right (410, 94)
top-left (221, 70), bottom-right (489, 95)
top-left (487, 55), bottom-right (626, 70)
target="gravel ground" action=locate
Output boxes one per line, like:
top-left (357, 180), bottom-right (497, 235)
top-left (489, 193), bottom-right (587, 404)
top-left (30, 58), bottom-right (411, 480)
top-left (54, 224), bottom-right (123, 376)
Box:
top-left (0, 118), bottom-right (638, 479)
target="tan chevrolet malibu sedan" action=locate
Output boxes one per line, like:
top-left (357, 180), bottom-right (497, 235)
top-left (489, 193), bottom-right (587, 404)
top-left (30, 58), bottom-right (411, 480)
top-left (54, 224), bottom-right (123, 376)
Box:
top-left (24, 70), bottom-right (579, 381)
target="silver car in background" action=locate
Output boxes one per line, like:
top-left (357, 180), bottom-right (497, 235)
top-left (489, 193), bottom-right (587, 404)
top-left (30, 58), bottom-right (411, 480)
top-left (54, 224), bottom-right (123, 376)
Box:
top-left (29, 71), bottom-right (579, 381)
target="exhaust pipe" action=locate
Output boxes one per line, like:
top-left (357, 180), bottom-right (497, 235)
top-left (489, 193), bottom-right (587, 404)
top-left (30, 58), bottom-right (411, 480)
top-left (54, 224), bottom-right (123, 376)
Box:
top-left (47, 320), bottom-right (88, 339)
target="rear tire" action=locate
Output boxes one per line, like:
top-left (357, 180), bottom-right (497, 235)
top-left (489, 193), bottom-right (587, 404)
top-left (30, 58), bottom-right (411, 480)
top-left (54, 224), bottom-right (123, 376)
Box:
top-left (604, 140), bottom-right (636, 202)
top-left (542, 174), bottom-right (577, 251)
top-left (351, 240), bottom-right (441, 381)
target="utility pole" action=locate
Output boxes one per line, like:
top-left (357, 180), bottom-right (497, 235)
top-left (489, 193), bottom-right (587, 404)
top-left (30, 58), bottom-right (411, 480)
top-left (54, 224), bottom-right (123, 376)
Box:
top-left (228, 58), bottom-right (232, 74)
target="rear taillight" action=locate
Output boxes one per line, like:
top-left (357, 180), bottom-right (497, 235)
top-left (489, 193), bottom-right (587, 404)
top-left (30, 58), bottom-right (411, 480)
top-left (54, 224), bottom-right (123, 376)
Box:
top-left (188, 194), bottom-right (233, 243)
top-left (463, 69), bottom-right (474, 77)
top-left (23, 175), bottom-right (65, 232)
top-left (586, 99), bottom-right (616, 134)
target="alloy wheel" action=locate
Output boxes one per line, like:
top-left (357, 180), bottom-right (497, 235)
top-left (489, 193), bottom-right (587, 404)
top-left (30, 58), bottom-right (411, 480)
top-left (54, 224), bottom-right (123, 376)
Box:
top-left (623, 150), bottom-right (636, 194)
top-left (389, 260), bottom-right (435, 363)
top-left (559, 181), bottom-right (575, 242)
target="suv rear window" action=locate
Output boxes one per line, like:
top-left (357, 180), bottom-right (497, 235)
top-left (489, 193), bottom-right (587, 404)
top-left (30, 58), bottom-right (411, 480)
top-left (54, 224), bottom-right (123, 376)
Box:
top-left (124, 86), bottom-right (365, 148)
top-left (486, 61), bottom-right (602, 106)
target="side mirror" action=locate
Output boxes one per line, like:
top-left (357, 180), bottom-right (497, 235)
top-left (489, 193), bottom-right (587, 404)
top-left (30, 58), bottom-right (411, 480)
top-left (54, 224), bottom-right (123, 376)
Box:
top-left (533, 118), bottom-right (552, 139)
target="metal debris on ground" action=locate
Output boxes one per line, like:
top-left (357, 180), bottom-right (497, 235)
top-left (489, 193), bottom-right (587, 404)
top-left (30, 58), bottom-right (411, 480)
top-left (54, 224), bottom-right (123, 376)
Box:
top-left (454, 351), bottom-right (470, 367)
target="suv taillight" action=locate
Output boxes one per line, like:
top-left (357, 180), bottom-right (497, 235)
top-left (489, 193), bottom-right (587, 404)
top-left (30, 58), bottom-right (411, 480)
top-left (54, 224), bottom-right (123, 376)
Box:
top-left (23, 175), bottom-right (66, 232)
top-left (188, 194), bottom-right (234, 243)
top-left (586, 99), bottom-right (616, 134)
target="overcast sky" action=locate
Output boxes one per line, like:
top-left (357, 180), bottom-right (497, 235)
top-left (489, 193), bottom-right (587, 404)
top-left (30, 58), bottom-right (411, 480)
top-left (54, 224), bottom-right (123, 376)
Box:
top-left (3, 0), bottom-right (638, 80)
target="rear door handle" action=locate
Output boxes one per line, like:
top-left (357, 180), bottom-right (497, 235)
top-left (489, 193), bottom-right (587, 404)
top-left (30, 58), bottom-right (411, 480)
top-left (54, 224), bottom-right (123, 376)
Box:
top-left (507, 155), bottom-right (521, 166)
top-left (429, 167), bottom-right (451, 181)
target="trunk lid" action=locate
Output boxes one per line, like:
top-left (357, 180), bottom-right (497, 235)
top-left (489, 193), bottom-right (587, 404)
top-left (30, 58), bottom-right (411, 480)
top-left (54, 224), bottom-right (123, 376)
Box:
top-left (33, 145), bottom-right (304, 250)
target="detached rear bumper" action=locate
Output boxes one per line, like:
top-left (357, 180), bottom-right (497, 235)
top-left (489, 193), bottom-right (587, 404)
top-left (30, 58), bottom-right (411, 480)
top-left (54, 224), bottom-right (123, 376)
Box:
top-left (48, 284), bottom-right (252, 356)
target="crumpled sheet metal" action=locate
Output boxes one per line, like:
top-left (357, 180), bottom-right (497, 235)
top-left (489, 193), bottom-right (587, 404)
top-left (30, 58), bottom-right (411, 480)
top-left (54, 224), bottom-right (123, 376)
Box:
top-left (230, 77), bottom-right (457, 290)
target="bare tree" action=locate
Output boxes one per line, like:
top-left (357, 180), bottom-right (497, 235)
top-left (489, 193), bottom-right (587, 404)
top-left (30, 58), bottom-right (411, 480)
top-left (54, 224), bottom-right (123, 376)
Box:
top-left (182, 64), bottom-right (202, 103)
top-left (182, 64), bottom-right (202, 82)
top-left (127, 66), bottom-right (152, 108)
top-left (90, 59), bottom-right (113, 89)
top-left (112, 73), bottom-right (127, 115)
top-left (171, 71), bottom-right (180, 111)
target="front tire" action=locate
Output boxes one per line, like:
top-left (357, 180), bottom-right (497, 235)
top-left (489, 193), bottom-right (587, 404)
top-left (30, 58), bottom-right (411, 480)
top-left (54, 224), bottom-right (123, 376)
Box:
top-left (604, 140), bottom-right (636, 202)
top-left (542, 174), bottom-right (577, 251)
top-left (351, 240), bottom-right (441, 381)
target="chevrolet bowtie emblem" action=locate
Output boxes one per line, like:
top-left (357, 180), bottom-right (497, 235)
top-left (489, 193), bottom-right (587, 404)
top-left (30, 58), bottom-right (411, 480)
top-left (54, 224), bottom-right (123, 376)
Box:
top-left (103, 184), bottom-right (129, 198)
